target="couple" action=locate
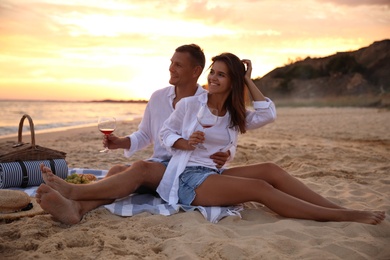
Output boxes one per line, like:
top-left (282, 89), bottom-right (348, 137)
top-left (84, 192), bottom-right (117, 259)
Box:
top-left (36, 44), bottom-right (385, 225)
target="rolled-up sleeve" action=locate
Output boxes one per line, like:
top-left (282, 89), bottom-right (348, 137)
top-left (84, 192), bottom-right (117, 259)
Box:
top-left (123, 100), bottom-right (154, 157)
top-left (246, 97), bottom-right (276, 130)
top-left (160, 99), bottom-right (187, 153)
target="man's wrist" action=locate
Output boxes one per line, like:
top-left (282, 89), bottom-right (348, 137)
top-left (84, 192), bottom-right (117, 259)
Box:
top-left (124, 136), bottom-right (131, 149)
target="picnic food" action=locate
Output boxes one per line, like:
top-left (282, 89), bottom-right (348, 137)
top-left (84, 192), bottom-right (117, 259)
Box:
top-left (65, 173), bottom-right (97, 184)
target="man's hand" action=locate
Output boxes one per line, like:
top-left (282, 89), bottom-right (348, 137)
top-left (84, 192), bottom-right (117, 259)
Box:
top-left (210, 150), bottom-right (230, 169)
top-left (103, 134), bottom-right (130, 150)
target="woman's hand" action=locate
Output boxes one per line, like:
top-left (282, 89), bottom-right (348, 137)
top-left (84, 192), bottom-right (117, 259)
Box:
top-left (188, 131), bottom-right (205, 147)
top-left (172, 131), bottom-right (205, 151)
top-left (241, 59), bottom-right (266, 101)
top-left (242, 59), bottom-right (252, 83)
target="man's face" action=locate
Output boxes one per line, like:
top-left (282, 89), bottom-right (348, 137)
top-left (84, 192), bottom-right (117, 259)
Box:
top-left (169, 51), bottom-right (196, 87)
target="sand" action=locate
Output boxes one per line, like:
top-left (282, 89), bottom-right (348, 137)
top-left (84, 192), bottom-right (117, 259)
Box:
top-left (0, 107), bottom-right (389, 259)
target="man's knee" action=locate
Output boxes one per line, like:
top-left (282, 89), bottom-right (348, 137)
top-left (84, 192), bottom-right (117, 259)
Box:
top-left (130, 160), bottom-right (148, 169)
top-left (106, 164), bottom-right (129, 178)
top-left (130, 160), bottom-right (165, 195)
top-left (132, 161), bottom-right (165, 185)
top-left (131, 161), bottom-right (164, 176)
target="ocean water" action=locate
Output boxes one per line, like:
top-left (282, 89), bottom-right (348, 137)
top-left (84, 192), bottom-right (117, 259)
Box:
top-left (0, 100), bottom-right (147, 137)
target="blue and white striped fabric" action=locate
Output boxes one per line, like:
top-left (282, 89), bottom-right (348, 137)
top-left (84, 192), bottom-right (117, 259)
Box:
top-left (104, 193), bottom-right (180, 216)
top-left (103, 194), bottom-right (243, 223)
top-left (8, 168), bottom-right (243, 223)
top-left (0, 159), bottom-right (68, 188)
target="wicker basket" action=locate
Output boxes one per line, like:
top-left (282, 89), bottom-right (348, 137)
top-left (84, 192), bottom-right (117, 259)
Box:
top-left (0, 114), bottom-right (66, 163)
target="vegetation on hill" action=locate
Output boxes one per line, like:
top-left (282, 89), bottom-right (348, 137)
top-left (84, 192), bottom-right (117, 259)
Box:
top-left (254, 39), bottom-right (390, 107)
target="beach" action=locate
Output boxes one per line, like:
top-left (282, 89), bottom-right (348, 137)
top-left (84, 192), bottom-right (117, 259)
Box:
top-left (1, 107), bottom-right (389, 259)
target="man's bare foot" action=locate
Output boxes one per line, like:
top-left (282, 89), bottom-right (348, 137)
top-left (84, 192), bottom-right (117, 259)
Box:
top-left (346, 210), bottom-right (386, 225)
top-left (36, 183), bottom-right (82, 225)
top-left (40, 163), bottom-right (72, 198)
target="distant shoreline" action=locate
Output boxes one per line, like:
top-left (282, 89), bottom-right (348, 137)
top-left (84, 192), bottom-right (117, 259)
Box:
top-left (1, 95), bottom-right (389, 108)
top-left (0, 118), bottom-right (139, 142)
top-left (90, 99), bottom-right (148, 103)
top-left (0, 99), bottom-right (148, 103)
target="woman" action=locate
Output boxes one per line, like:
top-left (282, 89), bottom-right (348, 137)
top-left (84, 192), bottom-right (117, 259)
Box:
top-left (157, 53), bottom-right (385, 225)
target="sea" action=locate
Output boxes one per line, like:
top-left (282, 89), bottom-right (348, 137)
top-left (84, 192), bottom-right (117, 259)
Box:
top-left (0, 100), bottom-right (147, 138)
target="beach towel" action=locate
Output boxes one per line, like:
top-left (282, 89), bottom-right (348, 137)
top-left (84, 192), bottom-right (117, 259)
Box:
top-left (9, 168), bottom-right (243, 223)
top-left (104, 193), bottom-right (243, 223)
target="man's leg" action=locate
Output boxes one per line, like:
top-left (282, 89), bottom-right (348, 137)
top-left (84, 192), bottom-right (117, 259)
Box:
top-left (37, 161), bottom-right (166, 225)
top-left (36, 183), bottom-right (114, 225)
top-left (105, 163), bottom-right (158, 195)
top-left (105, 164), bottom-right (130, 178)
top-left (41, 161), bottom-right (165, 200)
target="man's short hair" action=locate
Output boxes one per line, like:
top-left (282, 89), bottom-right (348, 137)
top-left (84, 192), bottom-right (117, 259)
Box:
top-left (176, 44), bottom-right (206, 70)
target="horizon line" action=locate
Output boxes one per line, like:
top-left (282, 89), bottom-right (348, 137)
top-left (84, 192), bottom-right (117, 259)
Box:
top-left (0, 98), bottom-right (149, 103)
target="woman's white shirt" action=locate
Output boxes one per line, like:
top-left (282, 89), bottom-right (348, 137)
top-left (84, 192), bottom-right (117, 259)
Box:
top-left (157, 92), bottom-right (276, 205)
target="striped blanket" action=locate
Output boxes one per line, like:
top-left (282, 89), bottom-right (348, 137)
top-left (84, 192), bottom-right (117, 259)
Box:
top-left (7, 168), bottom-right (243, 223)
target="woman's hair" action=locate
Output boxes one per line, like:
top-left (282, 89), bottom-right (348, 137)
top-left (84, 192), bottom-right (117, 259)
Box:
top-left (210, 53), bottom-right (247, 134)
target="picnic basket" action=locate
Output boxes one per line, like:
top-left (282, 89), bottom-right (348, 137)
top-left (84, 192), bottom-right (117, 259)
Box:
top-left (0, 114), bottom-right (66, 163)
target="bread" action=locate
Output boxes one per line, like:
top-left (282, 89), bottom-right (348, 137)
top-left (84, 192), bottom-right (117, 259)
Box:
top-left (82, 174), bottom-right (97, 182)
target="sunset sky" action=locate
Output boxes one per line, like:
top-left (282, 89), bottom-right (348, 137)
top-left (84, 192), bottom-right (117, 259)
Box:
top-left (1, 0), bottom-right (389, 101)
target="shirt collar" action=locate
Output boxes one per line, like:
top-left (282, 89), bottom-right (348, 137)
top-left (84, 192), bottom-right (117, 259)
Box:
top-left (168, 84), bottom-right (206, 99)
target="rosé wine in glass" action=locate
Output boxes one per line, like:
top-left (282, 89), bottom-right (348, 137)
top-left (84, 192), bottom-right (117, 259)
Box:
top-left (195, 105), bottom-right (218, 150)
top-left (98, 117), bottom-right (116, 153)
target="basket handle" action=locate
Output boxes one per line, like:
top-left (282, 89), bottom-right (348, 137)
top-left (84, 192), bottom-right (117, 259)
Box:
top-left (17, 114), bottom-right (36, 147)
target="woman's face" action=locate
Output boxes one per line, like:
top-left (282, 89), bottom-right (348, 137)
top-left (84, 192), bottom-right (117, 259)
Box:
top-left (207, 61), bottom-right (232, 96)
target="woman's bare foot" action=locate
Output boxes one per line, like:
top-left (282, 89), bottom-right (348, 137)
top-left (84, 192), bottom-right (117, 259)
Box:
top-left (40, 163), bottom-right (72, 198)
top-left (345, 210), bottom-right (386, 225)
top-left (36, 184), bottom-right (82, 225)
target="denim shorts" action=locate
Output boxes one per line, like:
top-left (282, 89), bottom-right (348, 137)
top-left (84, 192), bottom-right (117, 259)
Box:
top-left (146, 159), bottom-right (170, 167)
top-left (159, 159), bottom-right (170, 167)
top-left (178, 166), bottom-right (221, 206)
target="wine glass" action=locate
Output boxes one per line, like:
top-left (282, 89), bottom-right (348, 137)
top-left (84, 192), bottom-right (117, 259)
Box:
top-left (195, 105), bottom-right (218, 150)
top-left (98, 117), bottom-right (116, 153)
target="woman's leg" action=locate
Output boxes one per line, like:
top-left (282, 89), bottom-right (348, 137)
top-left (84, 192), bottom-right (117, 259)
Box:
top-left (192, 174), bottom-right (385, 225)
top-left (222, 163), bottom-right (343, 209)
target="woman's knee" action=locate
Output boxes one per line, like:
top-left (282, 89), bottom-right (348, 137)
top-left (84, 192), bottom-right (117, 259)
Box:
top-left (261, 162), bottom-right (278, 170)
top-left (267, 162), bottom-right (292, 185)
top-left (263, 162), bottom-right (286, 174)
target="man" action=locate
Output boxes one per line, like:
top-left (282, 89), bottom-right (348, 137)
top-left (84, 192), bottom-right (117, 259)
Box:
top-left (36, 44), bottom-right (232, 225)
